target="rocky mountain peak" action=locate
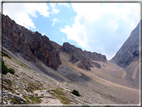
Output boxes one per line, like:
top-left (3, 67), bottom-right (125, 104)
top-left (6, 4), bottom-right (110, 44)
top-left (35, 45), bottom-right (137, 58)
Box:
top-left (112, 20), bottom-right (141, 67)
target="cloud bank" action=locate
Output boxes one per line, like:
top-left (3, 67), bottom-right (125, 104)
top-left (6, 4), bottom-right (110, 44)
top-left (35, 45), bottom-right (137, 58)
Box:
top-left (3, 3), bottom-right (58, 29)
top-left (60, 3), bottom-right (140, 59)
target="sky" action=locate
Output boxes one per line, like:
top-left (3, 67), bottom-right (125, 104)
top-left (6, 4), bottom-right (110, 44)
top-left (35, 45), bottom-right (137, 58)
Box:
top-left (3, 2), bottom-right (140, 60)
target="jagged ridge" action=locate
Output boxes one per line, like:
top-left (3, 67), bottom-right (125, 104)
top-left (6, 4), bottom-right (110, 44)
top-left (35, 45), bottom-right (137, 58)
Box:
top-left (2, 14), bottom-right (107, 71)
top-left (2, 15), bottom-right (62, 70)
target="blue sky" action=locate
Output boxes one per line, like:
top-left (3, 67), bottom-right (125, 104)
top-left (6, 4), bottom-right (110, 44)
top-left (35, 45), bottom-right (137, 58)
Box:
top-left (3, 3), bottom-right (140, 60)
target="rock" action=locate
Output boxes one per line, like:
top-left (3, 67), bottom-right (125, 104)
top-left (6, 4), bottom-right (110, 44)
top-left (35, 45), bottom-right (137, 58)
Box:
top-left (12, 94), bottom-right (27, 104)
top-left (3, 91), bottom-right (27, 104)
top-left (83, 51), bottom-right (107, 62)
top-left (112, 20), bottom-right (140, 67)
top-left (4, 79), bottom-right (12, 85)
top-left (51, 41), bottom-right (62, 54)
top-left (62, 42), bottom-right (102, 71)
top-left (2, 14), bottom-right (62, 70)
top-left (92, 62), bottom-right (101, 68)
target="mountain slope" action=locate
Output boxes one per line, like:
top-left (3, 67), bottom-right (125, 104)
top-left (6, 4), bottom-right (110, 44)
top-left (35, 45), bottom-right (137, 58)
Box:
top-left (112, 21), bottom-right (140, 67)
top-left (112, 21), bottom-right (140, 89)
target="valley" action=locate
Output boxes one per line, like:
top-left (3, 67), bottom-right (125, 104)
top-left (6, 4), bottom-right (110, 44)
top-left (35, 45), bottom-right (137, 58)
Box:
top-left (1, 14), bottom-right (140, 106)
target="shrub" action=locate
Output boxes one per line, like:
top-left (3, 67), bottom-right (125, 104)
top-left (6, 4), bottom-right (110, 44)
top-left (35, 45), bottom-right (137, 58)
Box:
top-left (9, 68), bottom-right (15, 74)
top-left (2, 61), bottom-right (15, 75)
top-left (71, 90), bottom-right (81, 96)
top-left (2, 61), bottom-right (9, 75)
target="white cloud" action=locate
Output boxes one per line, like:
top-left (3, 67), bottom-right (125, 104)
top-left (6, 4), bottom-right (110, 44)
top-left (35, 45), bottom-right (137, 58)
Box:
top-left (58, 3), bottom-right (70, 7)
top-left (3, 3), bottom-right (50, 29)
top-left (60, 3), bottom-right (140, 60)
top-left (60, 20), bottom-right (89, 49)
top-left (3, 3), bottom-right (60, 29)
top-left (50, 3), bottom-right (59, 14)
top-left (51, 18), bottom-right (59, 27)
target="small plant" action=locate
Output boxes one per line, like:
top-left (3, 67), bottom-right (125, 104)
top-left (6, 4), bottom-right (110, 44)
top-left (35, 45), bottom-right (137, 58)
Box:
top-left (8, 68), bottom-right (15, 74)
top-left (2, 61), bottom-right (9, 75)
top-left (71, 90), bottom-right (81, 96)
top-left (48, 88), bottom-right (72, 104)
top-left (2, 61), bottom-right (15, 75)
top-left (29, 95), bottom-right (41, 104)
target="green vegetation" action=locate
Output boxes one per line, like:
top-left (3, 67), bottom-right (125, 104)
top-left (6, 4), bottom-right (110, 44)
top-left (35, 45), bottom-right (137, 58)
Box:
top-left (2, 84), bottom-right (13, 92)
top-left (7, 96), bottom-right (27, 104)
top-left (29, 95), bottom-right (41, 104)
top-left (2, 51), bottom-right (11, 59)
top-left (48, 88), bottom-right (72, 104)
top-left (2, 61), bottom-right (9, 75)
top-left (2, 61), bottom-right (15, 75)
top-left (11, 97), bottom-right (25, 104)
top-left (25, 81), bottom-right (43, 92)
top-left (8, 68), bottom-right (15, 74)
top-left (71, 90), bottom-right (81, 96)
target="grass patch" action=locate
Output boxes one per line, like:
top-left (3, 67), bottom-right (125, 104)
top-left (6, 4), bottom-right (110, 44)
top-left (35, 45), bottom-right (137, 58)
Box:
top-left (71, 90), bottom-right (81, 96)
top-left (7, 96), bottom-right (26, 104)
top-left (25, 81), bottom-right (43, 92)
top-left (2, 84), bottom-right (14, 92)
top-left (48, 88), bottom-right (72, 104)
top-left (29, 95), bottom-right (41, 104)
top-left (11, 97), bottom-right (24, 104)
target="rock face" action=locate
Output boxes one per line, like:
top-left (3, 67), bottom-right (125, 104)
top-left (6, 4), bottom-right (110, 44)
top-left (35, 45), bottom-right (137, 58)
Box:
top-left (112, 21), bottom-right (140, 68)
top-left (2, 15), bottom-right (61, 70)
top-left (2, 14), bottom-right (106, 71)
top-left (83, 51), bottom-right (106, 62)
top-left (62, 42), bottom-right (105, 70)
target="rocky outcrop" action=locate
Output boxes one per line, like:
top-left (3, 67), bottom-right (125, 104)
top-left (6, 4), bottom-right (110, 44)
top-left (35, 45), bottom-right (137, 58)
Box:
top-left (2, 14), bottom-right (106, 71)
top-left (3, 91), bottom-right (27, 104)
top-left (112, 20), bottom-right (140, 68)
top-left (62, 42), bottom-right (102, 70)
top-left (62, 42), bottom-right (106, 62)
top-left (51, 41), bottom-right (62, 54)
top-left (123, 50), bottom-right (139, 66)
top-left (2, 15), bottom-right (61, 70)
top-left (83, 51), bottom-right (107, 62)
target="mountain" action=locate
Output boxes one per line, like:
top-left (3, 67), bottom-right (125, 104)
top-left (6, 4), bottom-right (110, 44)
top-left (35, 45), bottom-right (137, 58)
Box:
top-left (112, 21), bottom-right (140, 68)
top-left (112, 20), bottom-right (140, 89)
top-left (2, 14), bottom-right (140, 105)
top-left (3, 15), bottom-right (62, 70)
top-left (2, 14), bottom-right (106, 71)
